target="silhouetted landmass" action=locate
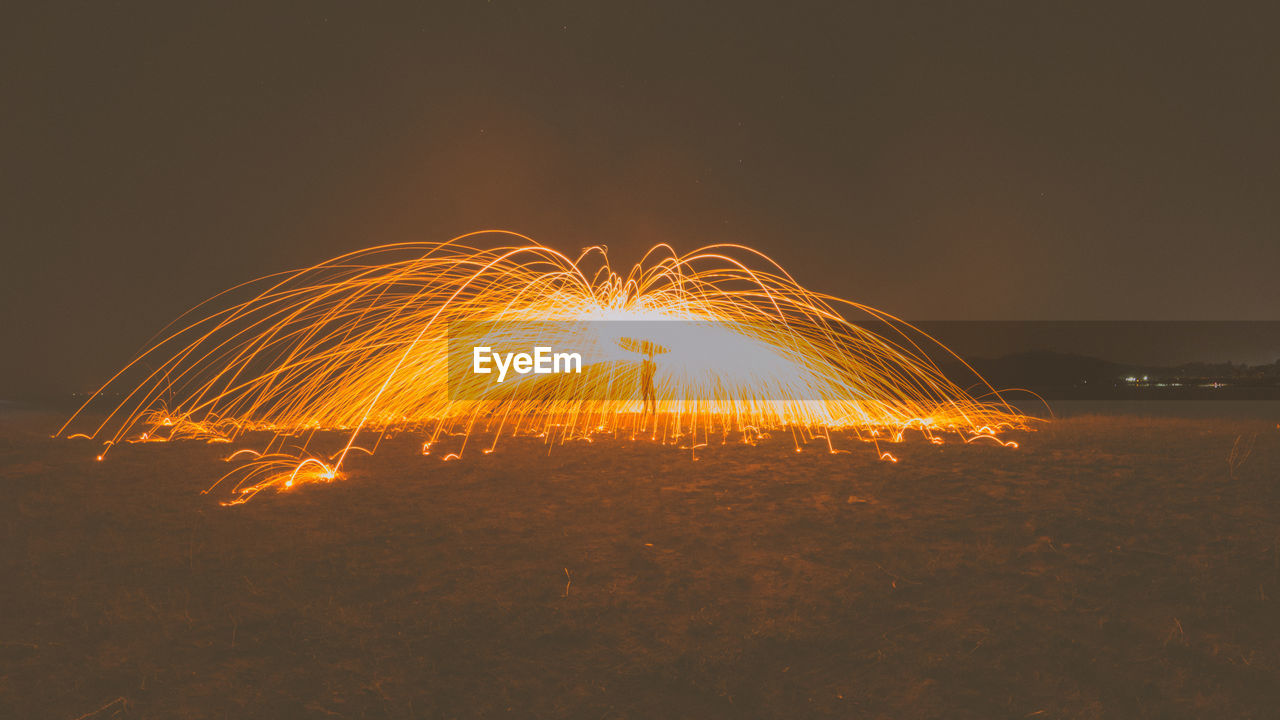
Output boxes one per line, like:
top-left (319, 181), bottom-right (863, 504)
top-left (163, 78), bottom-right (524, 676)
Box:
top-left (945, 351), bottom-right (1280, 401)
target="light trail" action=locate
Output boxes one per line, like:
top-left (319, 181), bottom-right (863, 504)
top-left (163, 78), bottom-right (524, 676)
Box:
top-left (60, 231), bottom-right (1028, 504)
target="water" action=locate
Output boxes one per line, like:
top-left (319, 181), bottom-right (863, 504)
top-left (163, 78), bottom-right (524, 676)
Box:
top-left (1015, 400), bottom-right (1280, 421)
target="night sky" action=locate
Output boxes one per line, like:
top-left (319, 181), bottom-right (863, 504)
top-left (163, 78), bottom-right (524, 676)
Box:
top-left (4, 4), bottom-right (1278, 399)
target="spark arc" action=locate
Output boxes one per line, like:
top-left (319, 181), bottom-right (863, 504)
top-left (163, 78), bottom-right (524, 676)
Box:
top-left (61, 232), bottom-right (1026, 503)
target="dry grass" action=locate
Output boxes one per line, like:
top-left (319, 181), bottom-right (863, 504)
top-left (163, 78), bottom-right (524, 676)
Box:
top-left (2, 408), bottom-right (1279, 718)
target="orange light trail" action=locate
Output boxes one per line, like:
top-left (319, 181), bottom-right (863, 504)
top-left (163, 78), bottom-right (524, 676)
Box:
top-left (60, 231), bottom-right (1028, 504)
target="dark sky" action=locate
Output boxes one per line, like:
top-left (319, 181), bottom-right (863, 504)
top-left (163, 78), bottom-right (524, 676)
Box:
top-left (4, 3), bottom-right (1278, 398)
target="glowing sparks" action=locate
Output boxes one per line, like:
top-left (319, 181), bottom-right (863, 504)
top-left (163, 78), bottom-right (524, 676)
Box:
top-left (61, 231), bottom-right (1028, 503)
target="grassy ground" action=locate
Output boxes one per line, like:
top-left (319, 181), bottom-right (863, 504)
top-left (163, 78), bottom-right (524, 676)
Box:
top-left (2, 410), bottom-right (1279, 718)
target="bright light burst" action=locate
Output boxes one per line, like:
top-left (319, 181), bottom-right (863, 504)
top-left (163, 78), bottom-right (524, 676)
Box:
top-left (61, 231), bottom-right (1027, 504)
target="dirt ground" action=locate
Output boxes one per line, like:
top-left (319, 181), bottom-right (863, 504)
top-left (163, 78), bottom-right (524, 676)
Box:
top-left (3, 408), bottom-right (1279, 719)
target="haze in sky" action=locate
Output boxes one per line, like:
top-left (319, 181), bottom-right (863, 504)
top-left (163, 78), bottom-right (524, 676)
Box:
top-left (4, 3), bottom-right (1278, 397)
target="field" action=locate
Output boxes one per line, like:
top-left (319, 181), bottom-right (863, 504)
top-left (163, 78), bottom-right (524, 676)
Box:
top-left (3, 407), bottom-right (1279, 718)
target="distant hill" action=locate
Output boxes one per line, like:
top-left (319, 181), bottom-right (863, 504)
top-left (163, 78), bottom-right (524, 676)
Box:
top-left (941, 351), bottom-right (1280, 401)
